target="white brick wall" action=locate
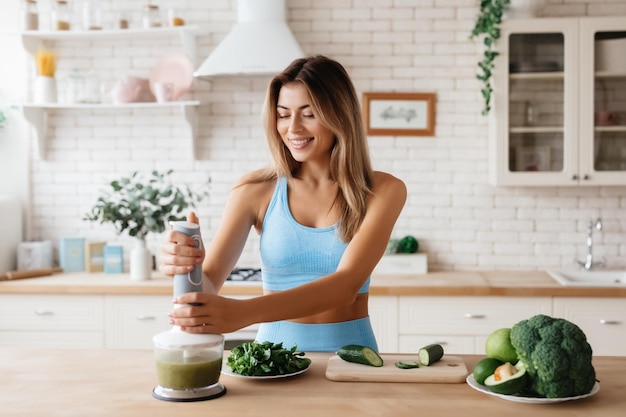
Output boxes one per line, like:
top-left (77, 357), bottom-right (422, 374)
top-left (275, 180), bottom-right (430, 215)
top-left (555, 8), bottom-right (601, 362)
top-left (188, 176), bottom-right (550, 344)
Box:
top-left (6, 0), bottom-right (626, 271)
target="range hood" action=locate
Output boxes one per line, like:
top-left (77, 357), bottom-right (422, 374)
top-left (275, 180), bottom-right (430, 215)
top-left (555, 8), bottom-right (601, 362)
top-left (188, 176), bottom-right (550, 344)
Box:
top-left (194, 0), bottom-right (304, 78)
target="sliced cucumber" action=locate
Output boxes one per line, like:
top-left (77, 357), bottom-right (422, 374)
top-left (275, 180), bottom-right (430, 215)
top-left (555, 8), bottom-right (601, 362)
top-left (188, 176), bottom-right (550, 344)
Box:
top-left (418, 343), bottom-right (444, 366)
top-left (337, 344), bottom-right (384, 367)
top-left (395, 361), bottom-right (420, 369)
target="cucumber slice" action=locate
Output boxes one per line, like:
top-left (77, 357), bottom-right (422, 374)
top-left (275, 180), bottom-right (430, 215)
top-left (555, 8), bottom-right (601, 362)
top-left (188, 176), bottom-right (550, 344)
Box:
top-left (337, 344), bottom-right (384, 367)
top-left (418, 343), bottom-right (444, 366)
top-left (395, 361), bottom-right (420, 369)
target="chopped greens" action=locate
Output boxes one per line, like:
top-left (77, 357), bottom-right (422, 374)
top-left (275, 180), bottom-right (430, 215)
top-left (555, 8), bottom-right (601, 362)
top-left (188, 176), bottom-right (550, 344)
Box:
top-left (226, 341), bottom-right (312, 376)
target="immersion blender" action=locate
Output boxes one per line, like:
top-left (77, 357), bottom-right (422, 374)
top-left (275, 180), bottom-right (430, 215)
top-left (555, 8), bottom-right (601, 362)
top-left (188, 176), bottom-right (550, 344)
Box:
top-left (152, 221), bottom-right (226, 402)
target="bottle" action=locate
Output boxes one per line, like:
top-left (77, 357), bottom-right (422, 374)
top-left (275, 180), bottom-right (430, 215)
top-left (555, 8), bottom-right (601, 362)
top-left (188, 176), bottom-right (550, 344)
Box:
top-left (51, 0), bottom-right (71, 31)
top-left (82, 0), bottom-right (102, 30)
top-left (142, 4), bottom-right (162, 28)
top-left (20, 0), bottom-right (39, 31)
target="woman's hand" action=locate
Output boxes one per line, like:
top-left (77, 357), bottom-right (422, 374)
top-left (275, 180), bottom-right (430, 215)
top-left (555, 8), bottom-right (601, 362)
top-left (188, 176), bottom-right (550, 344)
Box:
top-left (169, 292), bottom-right (248, 335)
top-left (159, 212), bottom-right (205, 277)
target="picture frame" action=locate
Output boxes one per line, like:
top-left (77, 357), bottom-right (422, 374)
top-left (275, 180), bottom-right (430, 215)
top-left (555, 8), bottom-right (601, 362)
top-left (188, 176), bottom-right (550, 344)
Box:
top-left (362, 92), bottom-right (436, 136)
top-left (515, 146), bottom-right (551, 172)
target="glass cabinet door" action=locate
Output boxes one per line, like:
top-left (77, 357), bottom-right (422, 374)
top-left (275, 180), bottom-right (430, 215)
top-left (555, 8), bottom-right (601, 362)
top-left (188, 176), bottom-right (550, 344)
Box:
top-left (508, 33), bottom-right (565, 173)
top-left (580, 17), bottom-right (626, 184)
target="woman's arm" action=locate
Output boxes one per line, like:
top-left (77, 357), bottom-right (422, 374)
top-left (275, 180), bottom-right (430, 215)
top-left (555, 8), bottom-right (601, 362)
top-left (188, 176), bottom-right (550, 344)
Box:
top-left (171, 172), bottom-right (407, 334)
top-left (160, 176), bottom-right (273, 294)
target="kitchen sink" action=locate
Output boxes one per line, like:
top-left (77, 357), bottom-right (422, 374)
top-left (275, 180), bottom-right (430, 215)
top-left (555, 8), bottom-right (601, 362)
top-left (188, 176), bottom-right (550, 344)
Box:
top-left (547, 269), bottom-right (626, 287)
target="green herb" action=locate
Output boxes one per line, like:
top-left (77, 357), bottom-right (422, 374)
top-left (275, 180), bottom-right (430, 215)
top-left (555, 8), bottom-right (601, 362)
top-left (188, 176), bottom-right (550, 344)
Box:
top-left (83, 169), bottom-right (209, 239)
top-left (226, 341), bottom-right (311, 376)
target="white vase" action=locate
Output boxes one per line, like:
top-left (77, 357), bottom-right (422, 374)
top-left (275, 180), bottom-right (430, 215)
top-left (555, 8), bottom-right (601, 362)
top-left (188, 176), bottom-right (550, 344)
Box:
top-left (505, 0), bottom-right (544, 19)
top-left (33, 76), bottom-right (57, 103)
top-left (130, 238), bottom-right (152, 281)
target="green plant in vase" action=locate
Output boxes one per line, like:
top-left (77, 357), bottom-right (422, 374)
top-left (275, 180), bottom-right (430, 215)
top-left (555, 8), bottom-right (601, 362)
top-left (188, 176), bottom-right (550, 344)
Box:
top-left (470, 0), bottom-right (510, 115)
top-left (84, 169), bottom-right (209, 279)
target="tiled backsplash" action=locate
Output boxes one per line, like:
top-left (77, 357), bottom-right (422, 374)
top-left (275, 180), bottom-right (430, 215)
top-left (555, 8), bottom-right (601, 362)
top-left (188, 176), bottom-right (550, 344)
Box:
top-left (8, 0), bottom-right (626, 271)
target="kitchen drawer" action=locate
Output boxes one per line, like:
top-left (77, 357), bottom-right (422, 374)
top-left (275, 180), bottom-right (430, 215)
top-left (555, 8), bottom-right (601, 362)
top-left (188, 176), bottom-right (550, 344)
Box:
top-left (398, 296), bottom-right (552, 335)
top-left (0, 331), bottom-right (103, 348)
top-left (399, 334), bottom-right (475, 354)
top-left (104, 295), bottom-right (260, 349)
top-left (553, 297), bottom-right (626, 356)
top-left (104, 295), bottom-right (172, 349)
top-left (0, 294), bottom-right (103, 331)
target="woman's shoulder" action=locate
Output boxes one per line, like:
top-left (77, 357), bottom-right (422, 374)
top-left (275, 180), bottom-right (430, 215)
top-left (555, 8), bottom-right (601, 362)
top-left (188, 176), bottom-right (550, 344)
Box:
top-left (232, 170), bottom-right (277, 196)
top-left (371, 171), bottom-right (406, 194)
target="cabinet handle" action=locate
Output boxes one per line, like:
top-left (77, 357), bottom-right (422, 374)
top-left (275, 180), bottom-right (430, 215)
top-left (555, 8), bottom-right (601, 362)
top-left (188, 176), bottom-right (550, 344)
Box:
top-left (583, 174), bottom-right (590, 180)
top-left (136, 315), bottom-right (156, 321)
top-left (599, 319), bottom-right (621, 325)
top-left (464, 313), bottom-right (485, 319)
top-left (34, 309), bottom-right (54, 316)
top-left (572, 174), bottom-right (578, 180)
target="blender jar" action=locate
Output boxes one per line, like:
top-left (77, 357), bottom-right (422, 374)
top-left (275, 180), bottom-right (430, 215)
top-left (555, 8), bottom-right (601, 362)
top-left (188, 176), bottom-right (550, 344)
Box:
top-left (152, 328), bottom-right (226, 401)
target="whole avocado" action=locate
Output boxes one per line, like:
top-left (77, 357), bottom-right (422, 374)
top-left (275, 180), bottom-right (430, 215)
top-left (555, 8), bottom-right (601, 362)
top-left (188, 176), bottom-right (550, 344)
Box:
top-left (509, 314), bottom-right (596, 398)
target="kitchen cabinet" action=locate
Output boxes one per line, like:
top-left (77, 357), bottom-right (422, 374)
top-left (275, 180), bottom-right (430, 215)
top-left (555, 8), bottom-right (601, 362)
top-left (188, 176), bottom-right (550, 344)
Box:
top-left (553, 297), bottom-right (625, 356)
top-left (0, 294), bottom-right (104, 348)
top-left (104, 295), bottom-right (259, 349)
top-left (19, 27), bottom-right (201, 159)
top-left (398, 296), bottom-right (552, 354)
top-left (490, 17), bottom-right (626, 186)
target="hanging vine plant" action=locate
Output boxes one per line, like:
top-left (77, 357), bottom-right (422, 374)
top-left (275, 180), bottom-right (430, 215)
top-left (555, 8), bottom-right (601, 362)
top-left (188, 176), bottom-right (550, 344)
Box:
top-left (470, 0), bottom-right (510, 115)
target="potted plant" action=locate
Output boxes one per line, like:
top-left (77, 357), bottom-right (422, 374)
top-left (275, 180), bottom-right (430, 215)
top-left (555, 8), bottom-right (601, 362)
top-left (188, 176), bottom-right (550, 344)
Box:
top-left (84, 169), bottom-right (209, 280)
top-left (470, 0), bottom-right (511, 115)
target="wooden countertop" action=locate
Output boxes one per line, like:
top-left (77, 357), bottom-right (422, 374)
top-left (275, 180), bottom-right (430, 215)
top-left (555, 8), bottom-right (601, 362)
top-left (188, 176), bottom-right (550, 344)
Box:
top-left (1, 270), bottom-right (625, 297)
top-left (1, 348), bottom-right (623, 417)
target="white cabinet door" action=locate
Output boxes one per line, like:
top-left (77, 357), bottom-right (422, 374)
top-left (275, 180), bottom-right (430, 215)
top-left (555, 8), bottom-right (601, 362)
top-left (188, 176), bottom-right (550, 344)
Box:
top-left (369, 296), bottom-right (398, 353)
top-left (0, 294), bottom-right (104, 348)
top-left (398, 296), bottom-right (552, 354)
top-left (553, 297), bottom-right (626, 356)
top-left (104, 295), bottom-right (172, 349)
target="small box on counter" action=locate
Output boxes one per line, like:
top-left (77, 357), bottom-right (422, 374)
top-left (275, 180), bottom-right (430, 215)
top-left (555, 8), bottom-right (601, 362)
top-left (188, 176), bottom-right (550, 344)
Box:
top-left (17, 240), bottom-right (53, 270)
top-left (58, 238), bottom-right (85, 272)
top-left (85, 241), bottom-right (106, 273)
top-left (373, 253), bottom-right (428, 275)
top-left (104, 245), bottom-right (124, 274)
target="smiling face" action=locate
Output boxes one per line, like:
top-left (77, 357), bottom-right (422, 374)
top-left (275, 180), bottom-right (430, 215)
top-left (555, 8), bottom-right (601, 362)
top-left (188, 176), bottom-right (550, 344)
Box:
top-left (276, 83), bottom-right (336, 164)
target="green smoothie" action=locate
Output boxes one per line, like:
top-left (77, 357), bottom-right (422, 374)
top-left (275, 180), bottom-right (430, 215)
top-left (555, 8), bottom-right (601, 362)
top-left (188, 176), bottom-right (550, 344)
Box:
top-left (156, 355), bottom-right (222, 390)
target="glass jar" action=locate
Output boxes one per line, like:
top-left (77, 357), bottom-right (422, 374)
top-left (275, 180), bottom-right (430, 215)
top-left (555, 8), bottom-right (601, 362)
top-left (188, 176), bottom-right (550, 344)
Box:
top-left (51, 0), bottom-right (71, 31)
top-left (142, 4), bottom-right (162, 28)
top-left (167, 8), bottom-right (185, 27)
top-left (20, 0), bottom-right (39, 31)
top-left (82, 0), bottom-right (102, 30)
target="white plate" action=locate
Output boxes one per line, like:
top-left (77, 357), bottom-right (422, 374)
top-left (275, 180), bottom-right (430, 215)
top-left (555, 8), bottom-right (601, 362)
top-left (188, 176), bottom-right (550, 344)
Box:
top-left (221, 364), bottom-right (309, 380)
top-left (466, 374), bottom-right (600, 404)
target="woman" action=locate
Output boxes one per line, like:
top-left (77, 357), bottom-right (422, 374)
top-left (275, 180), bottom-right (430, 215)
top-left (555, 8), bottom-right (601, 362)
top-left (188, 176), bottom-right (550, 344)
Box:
top-left (160, 55), bottom-right (406, 352)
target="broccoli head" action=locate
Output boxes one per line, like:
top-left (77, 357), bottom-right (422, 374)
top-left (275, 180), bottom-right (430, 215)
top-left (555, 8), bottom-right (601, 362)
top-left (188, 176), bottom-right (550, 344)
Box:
top-left (510, 314), bottom-right (596, 398)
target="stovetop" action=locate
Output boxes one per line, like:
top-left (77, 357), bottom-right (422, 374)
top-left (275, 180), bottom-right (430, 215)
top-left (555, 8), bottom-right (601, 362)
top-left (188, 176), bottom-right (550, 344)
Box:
top-left (227, 268), bottom-right (262, 282)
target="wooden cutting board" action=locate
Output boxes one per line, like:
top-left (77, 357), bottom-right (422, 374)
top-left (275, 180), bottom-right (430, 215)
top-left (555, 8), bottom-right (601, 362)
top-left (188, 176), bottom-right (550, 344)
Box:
top-left (325, 354), bottom-right (468, 383)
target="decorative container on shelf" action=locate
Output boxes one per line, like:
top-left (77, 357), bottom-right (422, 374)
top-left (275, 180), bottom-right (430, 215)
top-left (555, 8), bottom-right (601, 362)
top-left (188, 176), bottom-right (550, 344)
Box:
top-left (505, 0), bottom-right (544, 19)
top-left (373, 254), bottom-right (428, 275)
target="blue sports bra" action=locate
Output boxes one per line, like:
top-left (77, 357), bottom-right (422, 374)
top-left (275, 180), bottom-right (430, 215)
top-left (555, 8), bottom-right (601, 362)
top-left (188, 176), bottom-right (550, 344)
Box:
top-left (259, 177), bottom-right (370, 294)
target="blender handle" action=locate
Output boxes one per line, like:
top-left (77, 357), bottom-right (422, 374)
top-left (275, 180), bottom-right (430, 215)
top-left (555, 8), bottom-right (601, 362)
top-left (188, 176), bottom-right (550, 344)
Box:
top-left (171, 221), bottom-right (204, 301)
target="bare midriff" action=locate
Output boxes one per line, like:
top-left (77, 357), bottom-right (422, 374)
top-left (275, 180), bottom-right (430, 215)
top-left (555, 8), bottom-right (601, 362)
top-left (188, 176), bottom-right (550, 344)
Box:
top-left (263, 290), bottom-right (369, 324)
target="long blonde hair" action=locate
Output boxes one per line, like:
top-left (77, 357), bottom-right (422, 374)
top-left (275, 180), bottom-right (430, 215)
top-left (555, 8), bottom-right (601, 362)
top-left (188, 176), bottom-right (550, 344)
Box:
top-left (244, 55), bottom-right (374, 242)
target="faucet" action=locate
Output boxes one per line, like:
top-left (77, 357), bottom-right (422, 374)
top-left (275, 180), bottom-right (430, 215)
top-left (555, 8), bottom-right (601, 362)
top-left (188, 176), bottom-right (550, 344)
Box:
top-left (577, 218), bottom-right (606, 270)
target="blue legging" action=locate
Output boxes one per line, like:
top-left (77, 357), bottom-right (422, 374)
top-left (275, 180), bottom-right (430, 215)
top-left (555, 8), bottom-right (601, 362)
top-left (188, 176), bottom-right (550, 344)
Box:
top-left (255, 317), bottom-right (378, 352)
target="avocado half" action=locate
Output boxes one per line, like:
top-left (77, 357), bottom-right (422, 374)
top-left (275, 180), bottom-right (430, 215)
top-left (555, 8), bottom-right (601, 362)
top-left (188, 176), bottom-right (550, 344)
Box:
top-left (484, 362), bottom-right (529, 395)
